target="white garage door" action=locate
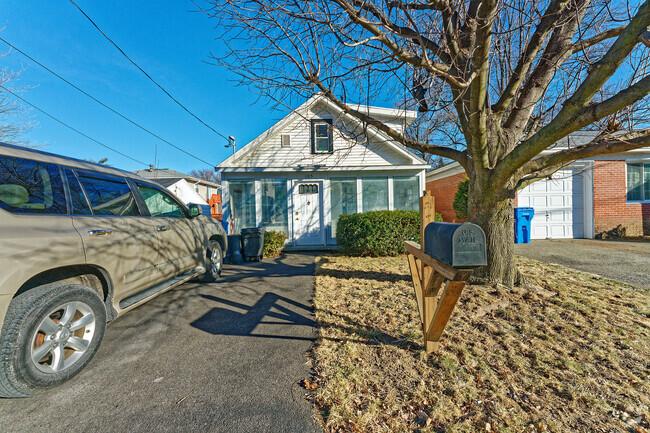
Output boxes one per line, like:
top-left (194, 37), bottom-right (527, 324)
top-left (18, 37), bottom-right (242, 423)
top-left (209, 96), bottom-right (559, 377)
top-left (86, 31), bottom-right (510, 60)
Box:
top-left (518, 168), bottom-right (584, 239)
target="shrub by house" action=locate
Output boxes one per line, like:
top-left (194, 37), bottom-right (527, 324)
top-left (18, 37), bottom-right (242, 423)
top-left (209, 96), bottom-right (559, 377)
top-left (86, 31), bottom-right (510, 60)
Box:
top-left (337, 210), bottom-right (442, 257)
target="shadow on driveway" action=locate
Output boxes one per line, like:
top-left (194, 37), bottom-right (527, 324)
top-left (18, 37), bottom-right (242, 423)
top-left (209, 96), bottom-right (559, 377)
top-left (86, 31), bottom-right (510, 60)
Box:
top-left (192, 293), bottom-right (316, 341)
top-left (0, 253), bottom-right (322, 433)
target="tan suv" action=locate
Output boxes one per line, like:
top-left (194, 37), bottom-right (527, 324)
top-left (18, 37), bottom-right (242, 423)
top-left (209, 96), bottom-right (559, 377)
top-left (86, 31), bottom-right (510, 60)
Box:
top-left (0, 143), bottom-right (227, 397)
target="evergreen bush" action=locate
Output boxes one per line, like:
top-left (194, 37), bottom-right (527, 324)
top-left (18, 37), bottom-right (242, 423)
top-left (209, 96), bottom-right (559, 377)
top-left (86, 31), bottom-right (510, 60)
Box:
top-left (337, 210), bottom-right (442, 257)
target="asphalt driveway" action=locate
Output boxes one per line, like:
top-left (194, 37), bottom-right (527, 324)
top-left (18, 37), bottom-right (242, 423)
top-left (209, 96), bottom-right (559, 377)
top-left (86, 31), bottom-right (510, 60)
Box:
top-left (0, 253), bottom-right (321, 433)
top-left (515, 239), bottom-right (650, 289)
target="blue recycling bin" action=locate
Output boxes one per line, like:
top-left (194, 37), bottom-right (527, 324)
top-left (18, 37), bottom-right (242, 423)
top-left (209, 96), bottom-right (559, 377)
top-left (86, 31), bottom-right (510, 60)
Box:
top-left (514, 207), bottom-right (534, 244)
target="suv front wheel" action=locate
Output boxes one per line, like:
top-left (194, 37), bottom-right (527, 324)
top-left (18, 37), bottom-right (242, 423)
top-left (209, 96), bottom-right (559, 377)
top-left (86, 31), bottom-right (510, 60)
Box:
top-left (0, 283), bottom-right (106, 398)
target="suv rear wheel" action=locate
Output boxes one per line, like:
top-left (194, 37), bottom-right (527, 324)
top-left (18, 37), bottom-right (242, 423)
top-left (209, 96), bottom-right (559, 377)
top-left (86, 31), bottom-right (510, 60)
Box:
top-left (0, 283), bottom-right (106, 398)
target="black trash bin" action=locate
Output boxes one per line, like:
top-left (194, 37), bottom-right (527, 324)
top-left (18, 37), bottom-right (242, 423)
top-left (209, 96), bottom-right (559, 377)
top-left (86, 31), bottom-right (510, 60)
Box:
top-left (226, 234), bottom-right (243, 264)
top-left (241, 227), bottom-right (265, 261)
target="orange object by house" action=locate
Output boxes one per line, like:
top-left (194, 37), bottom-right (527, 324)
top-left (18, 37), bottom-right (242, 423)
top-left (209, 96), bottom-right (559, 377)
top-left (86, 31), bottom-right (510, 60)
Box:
top-left (208, 194), bottom-right (223, 220)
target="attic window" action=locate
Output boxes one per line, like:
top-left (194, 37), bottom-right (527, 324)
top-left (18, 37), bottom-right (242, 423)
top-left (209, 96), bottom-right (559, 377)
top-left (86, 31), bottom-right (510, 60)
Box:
top-left (281, 134), bottom-right (291, 148)
top-left (311, 119), bottom-right (333, 154)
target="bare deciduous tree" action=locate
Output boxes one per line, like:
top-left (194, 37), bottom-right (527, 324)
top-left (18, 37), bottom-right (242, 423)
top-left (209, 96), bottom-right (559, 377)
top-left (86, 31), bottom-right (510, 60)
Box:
top-left (0, 61), bottom-right (33, 145)
top-left (189, 168), bottom-right (220, 183)
top-left (206, 0), bottom-right (650, 285)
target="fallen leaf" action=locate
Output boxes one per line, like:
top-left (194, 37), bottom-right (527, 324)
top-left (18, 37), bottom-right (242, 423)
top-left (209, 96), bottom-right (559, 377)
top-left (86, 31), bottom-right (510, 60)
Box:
top-left (300, 379), bottom-right (318, 390)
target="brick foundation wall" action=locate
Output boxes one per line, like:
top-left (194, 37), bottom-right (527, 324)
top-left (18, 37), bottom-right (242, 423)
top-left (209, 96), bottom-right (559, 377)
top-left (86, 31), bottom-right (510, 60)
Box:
top-left (425, 172), bottom-right (467, 222)
top-left (593, 160), bottom-right (650, 236)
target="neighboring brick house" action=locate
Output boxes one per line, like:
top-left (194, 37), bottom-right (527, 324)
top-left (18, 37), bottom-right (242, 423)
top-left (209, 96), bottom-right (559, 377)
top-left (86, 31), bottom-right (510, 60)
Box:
top-left (426, 131), bottom-right (650, 238)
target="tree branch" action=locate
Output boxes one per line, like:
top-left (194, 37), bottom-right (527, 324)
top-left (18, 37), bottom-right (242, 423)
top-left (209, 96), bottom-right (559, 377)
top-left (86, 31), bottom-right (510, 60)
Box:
top-left (495, 0), bottom-right (650, 183)
top-left (492, 0), bottom-right (571, 116)
top-left (330, 0), bottom-right (472, 87)
top-left (311, 79), bottom-right (469, 167)
top-left (386, 0), bottom-right (448, 11)
top-left (468, 0), bottom-right (499, 170)
top-left (569, 25), bottom-right (627, 55)
top-left (519, 129), bottom-right (650, 178)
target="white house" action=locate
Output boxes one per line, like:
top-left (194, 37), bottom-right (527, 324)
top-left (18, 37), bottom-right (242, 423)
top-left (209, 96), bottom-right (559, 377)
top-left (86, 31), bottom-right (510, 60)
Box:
top-left (216, 95), bottom-right (428, 248)
top-left (152, 178), bottom-right (208, 206)
top-left (134, 168), bottom-right (220, 204)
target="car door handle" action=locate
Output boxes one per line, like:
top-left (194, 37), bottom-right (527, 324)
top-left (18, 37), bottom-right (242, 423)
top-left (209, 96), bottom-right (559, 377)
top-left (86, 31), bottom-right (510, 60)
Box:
top-left (157, 226), bottom-right (170, 232)
top-left (88, 229), bottom-right (113, 237)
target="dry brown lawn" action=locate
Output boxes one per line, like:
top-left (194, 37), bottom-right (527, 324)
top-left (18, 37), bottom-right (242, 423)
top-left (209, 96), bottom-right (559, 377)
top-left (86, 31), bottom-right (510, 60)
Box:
top-left (309, 255), bottom-right (650, 433)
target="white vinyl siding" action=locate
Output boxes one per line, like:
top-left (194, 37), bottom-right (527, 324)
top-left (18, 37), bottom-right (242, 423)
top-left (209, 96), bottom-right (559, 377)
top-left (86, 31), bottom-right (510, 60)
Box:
top-left (230, 107), bottom-right (412, 168)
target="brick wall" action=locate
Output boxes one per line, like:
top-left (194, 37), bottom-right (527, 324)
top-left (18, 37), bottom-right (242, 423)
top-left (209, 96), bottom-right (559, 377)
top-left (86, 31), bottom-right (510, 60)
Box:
top-left (425, 172), bottom-right (467, 222)
top-left (593, 160), bottom-right (650, 236)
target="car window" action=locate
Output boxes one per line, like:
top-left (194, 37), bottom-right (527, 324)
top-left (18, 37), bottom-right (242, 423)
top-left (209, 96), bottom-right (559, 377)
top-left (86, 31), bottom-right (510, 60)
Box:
top-left (76, 172), bottom-right (140, 216)
top-left (137, 184), bottom-right (187, 218)
top-left (0, 155), bottom-right (67, 215)
top-left (64, 169), bottom-right (92, 215)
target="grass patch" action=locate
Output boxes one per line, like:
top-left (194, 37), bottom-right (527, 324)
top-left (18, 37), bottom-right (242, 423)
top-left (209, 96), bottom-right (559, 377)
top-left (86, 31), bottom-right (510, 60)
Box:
top-left (310, 255), bottom-right (650, 432)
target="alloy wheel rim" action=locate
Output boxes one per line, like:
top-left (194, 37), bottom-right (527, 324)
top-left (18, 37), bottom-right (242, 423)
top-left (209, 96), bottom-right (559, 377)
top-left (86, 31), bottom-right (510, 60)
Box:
top-left (210, 246), bottom-right (222, 276)
top-left (30, 301), bottom-right (96, 374)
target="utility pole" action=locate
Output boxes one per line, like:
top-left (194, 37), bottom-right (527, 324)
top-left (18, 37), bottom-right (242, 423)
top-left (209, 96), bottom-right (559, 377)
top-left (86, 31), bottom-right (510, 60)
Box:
top-left (226, 136), bottom-right (236, 155)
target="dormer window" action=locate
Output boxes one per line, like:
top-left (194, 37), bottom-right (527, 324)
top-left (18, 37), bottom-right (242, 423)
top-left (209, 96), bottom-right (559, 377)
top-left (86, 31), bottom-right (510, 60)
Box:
top-left (311, 119), bottom-right (333, 154)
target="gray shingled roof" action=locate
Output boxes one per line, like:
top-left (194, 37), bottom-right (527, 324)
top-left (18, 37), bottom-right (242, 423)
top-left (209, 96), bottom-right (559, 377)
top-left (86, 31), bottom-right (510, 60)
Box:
top-left (152, 178), bottom-right (183, 188)
top-left (133, 168), bottom-right (220, 187)
top-left (548, 130), bottom-right (600, 149)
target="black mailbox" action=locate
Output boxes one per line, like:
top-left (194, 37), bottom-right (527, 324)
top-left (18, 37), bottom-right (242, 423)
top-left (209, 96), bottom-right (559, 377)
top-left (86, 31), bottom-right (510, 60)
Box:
top-left (423, 222), bottom-right (487, 268)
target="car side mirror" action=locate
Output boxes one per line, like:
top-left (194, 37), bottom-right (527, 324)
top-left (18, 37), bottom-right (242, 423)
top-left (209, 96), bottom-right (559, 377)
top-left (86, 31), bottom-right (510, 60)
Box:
top-left (189, 204), bottom-right (202, 217)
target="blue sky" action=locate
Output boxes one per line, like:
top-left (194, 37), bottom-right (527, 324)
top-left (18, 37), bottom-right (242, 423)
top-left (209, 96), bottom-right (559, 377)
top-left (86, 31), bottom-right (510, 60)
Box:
top-left (1, 0), bottom-right (285, 173)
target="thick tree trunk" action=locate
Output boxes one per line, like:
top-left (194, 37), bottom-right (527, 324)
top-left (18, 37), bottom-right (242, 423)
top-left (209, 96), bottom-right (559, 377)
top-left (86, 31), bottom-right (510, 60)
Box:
top-left (468, 179), bottom-right (517, 286)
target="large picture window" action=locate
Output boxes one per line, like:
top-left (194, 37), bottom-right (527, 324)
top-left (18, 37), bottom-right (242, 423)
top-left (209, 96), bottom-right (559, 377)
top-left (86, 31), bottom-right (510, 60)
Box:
top-left (362, 177), bottom-right (388, 212)
top-left (261, 180), bottom-right (288, 234)
top-left (330, 178), bottom-right (357, 237)
top-left (627, 163), bottom-right (650, 201)
top-left (393, 175), bottom-right (420, 211)
top-left (228, 181), bottom-right (256, 233)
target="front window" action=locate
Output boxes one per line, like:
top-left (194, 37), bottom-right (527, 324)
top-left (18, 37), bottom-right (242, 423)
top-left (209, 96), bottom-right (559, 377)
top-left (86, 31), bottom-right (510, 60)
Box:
top-left (627, 163), bottom-right (650, 201)
top-left (0, 155), bottom-right (67, 215)
top-left (393, 176), bottom-right (420, 211)
top-left (137, 184), bottom-right (187, 218)
top-left (311, 119), bottom-right (333, 153)
top-left (362, 177), bottom-right (388, 212)
top-left (229, 181), bottom-right (256, 233)
top-left (261, 180), bottom-right (288, 234)
top-left (330, 178), bottom-right (357, 237)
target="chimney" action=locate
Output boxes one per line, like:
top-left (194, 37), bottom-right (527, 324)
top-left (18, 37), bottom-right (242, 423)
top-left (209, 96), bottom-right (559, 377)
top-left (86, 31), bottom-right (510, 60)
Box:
top-left (149, 164), bottom-right (154, 172)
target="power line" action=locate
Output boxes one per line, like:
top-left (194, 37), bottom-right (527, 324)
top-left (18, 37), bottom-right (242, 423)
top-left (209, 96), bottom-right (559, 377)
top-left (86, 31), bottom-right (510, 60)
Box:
top-left (0, 37), bottom-right (217, 168)
top-left (0, 85), bottom-right (147, 166)
top-left (68, 0), bottom-right (230, 142)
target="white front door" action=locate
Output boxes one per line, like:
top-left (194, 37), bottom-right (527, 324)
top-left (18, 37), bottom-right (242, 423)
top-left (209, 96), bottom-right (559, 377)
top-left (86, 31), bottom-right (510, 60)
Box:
top-left (518, 168), bottom-right (584, 239)
top-left (292, 181), bottom-right (324, 246)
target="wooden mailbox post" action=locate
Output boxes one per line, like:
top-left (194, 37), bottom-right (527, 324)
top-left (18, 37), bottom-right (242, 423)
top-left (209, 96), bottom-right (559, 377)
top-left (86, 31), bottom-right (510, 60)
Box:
top-left (404, 191), bottom-right (476, 353)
